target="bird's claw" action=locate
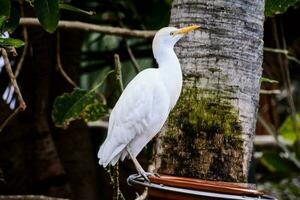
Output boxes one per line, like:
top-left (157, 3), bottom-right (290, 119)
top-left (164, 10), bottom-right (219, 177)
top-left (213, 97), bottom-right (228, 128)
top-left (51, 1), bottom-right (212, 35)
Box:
top-left (153, 172), bottom-right (160, 177)
top-left (140, 171), bottom-right (150, 182)
top-left (139, 172), bottom-right (160, 182)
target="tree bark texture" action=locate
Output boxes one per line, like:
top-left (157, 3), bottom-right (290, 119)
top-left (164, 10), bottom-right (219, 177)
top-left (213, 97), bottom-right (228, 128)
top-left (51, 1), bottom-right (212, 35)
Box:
top-left (154, 0), bottom-right (264, 182)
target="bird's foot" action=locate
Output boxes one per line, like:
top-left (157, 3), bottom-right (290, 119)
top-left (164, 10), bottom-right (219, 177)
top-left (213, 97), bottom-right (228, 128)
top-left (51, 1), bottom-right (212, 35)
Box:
top-left (139, 171), bottom-right (150, 182)
top-left (139, 172), bottom-right (160, 182)
top-left (146, 172), bottom-right (160, 177)
top-left (153, 172), bottom-right (161, 177)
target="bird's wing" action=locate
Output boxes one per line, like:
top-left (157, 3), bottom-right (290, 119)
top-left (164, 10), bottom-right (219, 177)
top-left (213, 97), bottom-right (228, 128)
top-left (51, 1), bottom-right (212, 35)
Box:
top-left (98, 69), bottom-right (169, 166)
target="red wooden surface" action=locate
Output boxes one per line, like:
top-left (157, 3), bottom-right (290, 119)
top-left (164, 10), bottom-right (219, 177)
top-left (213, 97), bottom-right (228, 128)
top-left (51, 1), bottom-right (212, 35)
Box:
top-left (148, 175), bottom-right (263, 200)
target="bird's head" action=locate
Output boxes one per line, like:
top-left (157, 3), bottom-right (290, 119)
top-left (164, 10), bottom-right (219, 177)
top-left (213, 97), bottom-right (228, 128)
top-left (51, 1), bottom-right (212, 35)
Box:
top-left (153, 25), bottom-right (200, 48)
top-left (152, 25), bottom-right (200, 62)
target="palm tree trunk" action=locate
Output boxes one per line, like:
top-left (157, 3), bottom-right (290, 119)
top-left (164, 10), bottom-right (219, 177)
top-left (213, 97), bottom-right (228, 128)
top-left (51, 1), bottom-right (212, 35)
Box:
top-left (154, 0), bottom-right (264, 182)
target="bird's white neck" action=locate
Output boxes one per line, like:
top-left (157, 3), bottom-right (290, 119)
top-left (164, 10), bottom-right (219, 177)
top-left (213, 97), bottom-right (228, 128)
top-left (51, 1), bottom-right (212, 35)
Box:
top-left (154, 46), bottom-right (183, 109)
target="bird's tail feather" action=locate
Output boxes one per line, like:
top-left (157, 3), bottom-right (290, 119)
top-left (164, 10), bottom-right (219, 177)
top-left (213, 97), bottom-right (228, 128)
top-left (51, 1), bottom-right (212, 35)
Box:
top-left (110, 149), bottom-right (128, 165)
top-left (98, 140), bottom-right (126, 167)
top-left (110, 153), bottom-right (121, 166)
top-left (120, 151), bottom-right (128, 161)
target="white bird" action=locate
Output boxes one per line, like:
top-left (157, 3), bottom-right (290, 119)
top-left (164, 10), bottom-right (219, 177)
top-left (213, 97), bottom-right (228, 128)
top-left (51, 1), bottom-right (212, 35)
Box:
top-left (98, 25), bottom-right (200, 181)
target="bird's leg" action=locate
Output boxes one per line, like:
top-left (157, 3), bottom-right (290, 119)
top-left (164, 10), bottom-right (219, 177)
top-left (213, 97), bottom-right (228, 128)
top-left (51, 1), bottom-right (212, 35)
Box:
top-left (126, 148), bottom-right (150, 182)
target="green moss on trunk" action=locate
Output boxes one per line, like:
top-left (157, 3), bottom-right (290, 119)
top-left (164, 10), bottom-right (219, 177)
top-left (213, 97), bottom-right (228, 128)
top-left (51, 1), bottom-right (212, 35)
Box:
top-left (158, 85), bottom-right (246, 182)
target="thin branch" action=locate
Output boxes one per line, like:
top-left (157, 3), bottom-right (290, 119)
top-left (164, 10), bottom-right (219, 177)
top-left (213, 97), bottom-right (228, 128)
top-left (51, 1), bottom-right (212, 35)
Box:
top-left (56, 32), bottom-right (77, 88)
top-left (269, 19), bottom-right (300, 148)
top-left (264, 47), bottom-right (300, 65)
top-left (0, 48), bottom-right (26, 132)
top-left (114, 54), bottom-right (124, 91)
top-left (278, 19), bottom-right (300, 141)
top-left (107, 165), bottom-right (126, 200)
top-left (113, 164), bottom-right (126, 200)
top-left (5, 47), bottom-right (17, 57)
top-left (287, 55), bottom-right (300, 65)
top-left (0, 107), bottom-right (21, 132)
top-left (108, 55), bottom-right (126, 200)
top-left (257, 115), bottom-right (300, 169)
top-left (125, 40), bottom-right (141, 73)
top-left (112, 164), bottom-right (119, 200)
top-left (20, 18), bottom-right (156, 39)
top-left (260, 89), bottom-right (281, 94)
top-left (1, 48), bottom-right (26, 110)
top-left (87, 120), bottom-right (109, 128)
top-left (254, 135), bottom-right (276, 146)
top-left (15, 0), bottom-right (28, 78)
top-left (135, 188), bottom-right (148, 200)
top-left (263, 47), bottom-right (288, 54)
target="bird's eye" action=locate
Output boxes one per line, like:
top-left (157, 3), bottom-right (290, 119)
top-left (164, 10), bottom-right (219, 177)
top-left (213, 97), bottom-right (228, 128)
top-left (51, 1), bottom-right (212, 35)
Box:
top-left (170, 32), bottom-right (175, 36)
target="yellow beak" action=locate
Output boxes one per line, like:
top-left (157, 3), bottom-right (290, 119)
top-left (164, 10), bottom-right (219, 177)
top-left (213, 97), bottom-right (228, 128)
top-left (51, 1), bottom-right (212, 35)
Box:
top-left (174, 25), bottom-right (200, 35)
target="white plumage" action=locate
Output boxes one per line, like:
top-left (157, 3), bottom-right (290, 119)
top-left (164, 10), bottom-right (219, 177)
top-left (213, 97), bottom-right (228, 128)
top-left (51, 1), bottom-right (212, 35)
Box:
top-left (98, 25), bottom-right (200, 180)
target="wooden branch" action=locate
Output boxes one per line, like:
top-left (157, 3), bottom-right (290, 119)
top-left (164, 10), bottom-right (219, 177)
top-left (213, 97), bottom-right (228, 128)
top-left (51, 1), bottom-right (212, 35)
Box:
top-left (15, 1), bottom-right (28, 78)
top-left (264, 47), bottom-right (300, 65)
top-left (0, 48), bottom-right (26, 132)
top-left (0, 195), bottom-right (69, 200)
top-left (107, 165), bottom-right (125, 200)
top-left (1, 48), bottom-right (26, 110)
top-left (125, 40), bottom-right (141, 73)
top-left (260, 89), bottom-right (280, 94)
top-left (20, 18), bottom-right (156, 39)
top-left (15, 27), bottom-right (28, 77)
top-left (87, 120), bottom-right (109, 128)
top-left (114, 54), bottom-right (124, 91)
top-left (0, 107), bottom-right (21, 132)
top-left (263, 47), bottom-right (289, 54)
top-left (257, 115), bottom-right (300, 169)
top-left (254, 135), bottom-right (276, 146)
top-left (56, 32), bottom-right (77, 88)
top-left (135, 188), bottom-right (148, 200)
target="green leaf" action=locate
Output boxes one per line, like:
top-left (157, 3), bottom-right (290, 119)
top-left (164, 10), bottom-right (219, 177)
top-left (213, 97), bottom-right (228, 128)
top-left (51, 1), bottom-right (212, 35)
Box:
top-left (265, 0), bottom-right (298, 17)
top-left (0, 0), bottom-right (11, 17)
top-left (261, 151), bottom-right (294, 174)
top-left (52, 88), bottom-right (108, 128)
top-left (59, 3), bottom-right (95, 16)
top-left (260, 77), bottom-right (279, 84)
top-left (164, 0), bottom-right (173, 6)
top-left (279, 114), bottom-right (300, 145)
top-left (0, 0), bottom-right (10, 33)
top-left (0, 37), bottom-right (24, 48)
top-left (4, 1), bottom-right (20, 33)
top-left (0, 16), bottom-right (6, 29)
top-left (82, 102), bottom-right (107, 122)
top-left (294, 140), bottom-right (300, 161)
top-left (33, 0), bottom-right (59, 33)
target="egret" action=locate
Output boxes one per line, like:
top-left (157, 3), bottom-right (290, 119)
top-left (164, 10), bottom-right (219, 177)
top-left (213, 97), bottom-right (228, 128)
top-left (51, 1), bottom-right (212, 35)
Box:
top-left (98, 25), bottom-right (200, 181)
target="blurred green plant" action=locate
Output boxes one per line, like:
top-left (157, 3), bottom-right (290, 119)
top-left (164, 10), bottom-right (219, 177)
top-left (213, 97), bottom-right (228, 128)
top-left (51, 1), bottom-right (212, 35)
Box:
top-left (260, 77), bottom-right (279, 84)
top-left (279, 114), bottom-right (300, 145)
top-left (265, 0), bottom-right (299, 17)
top-left (52, 88), bottom-right (108, 129)
top-left (259, 114), bottom-right (300, 172)
top-left (33, 0), bottom-right (59, 33)
top-left (0, 37), bottom-right (24, 48)
top-left (258, 176), bottom-right (300, 200)
top-left (0, 0), bottom-right (93, 35)
top-left (52, 70), bottom-right (113, 128)
top-left (258, 110), bottom-right (300, 199)
top-left (258, 8), bottom-right (300, 193)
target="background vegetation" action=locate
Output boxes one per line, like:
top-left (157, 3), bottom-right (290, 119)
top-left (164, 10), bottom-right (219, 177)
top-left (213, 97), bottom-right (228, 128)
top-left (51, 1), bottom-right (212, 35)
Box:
top-left (0, 0), bottom-right (300, 199)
